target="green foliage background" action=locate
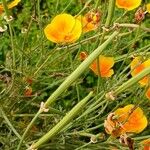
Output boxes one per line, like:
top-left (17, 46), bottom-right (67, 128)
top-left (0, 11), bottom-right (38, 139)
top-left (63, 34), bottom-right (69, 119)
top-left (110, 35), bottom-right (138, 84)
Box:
top-left (0, 0), bottom-right (150, 149)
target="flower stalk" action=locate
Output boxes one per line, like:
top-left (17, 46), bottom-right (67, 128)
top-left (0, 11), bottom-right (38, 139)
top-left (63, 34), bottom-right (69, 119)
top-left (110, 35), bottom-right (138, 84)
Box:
top-left (17, 31), bottom-right (119, 150)
top-left (45, 31), bottom-right (118, 107)
top-left (30, 92), bottom-right (93, 149)
top-left (105, 0), bottom-right (116, 28)
top-left (100, 0), bottom-right (116, 43)
top-left (114, 67), bottom-right (150, 95)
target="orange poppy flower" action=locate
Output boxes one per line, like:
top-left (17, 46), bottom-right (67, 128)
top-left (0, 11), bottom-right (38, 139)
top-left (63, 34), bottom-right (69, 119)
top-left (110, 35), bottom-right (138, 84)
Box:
top-left (146, 3), bottom-right (150, 13)
top-left (146, 88), bottom-right (150, 100)
top-left (76, 11), bottom-right (101, 33)
top-left (116, 0), bottom-right (142, 11)
top-left (80, 52), bottom-right (114, 77)
top-left (0, 0), bottom-right (20, 14)
top-left (141, 139), bottom-right (150, 150)
top-left (104, 104), bottom-right (148, 137)
top-left (130, 57), bottom-right (150, 86)
top-left (44, 13), bottom-right (82, 43)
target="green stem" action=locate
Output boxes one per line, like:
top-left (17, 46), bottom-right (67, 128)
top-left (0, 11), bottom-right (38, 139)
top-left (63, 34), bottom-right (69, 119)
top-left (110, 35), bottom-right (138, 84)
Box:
top-left (31, 92), bottom-right (93, 149)
top-left (67, 123), bottom-right (104, 135)
top-left (76, 0), bottom-right (92, 16)
top-left (114, 67), bottom-right (150, 95)
top-left (69, 51), bottom-right (80, 101)
top-left (0, 107), bottom-right (29, 148)
top-left (1, 0), bottom-right (10, 17)
top-left (95, 0), bottom-right (101, 10)
top-left (100, 0), bottom-right (116, 42)
top-left (2, 0), bottom-right (15, 69)
top-left (105, 0), bottom-right (116, 28)
top-left (97, 0), bottom-right (116, 95)
top-left (115, 23), bottom-right (150, 32)
top-left (17, 110), bottom-right (41, 150)
top-left (114, 44), bottom-right (150, 62)
top-left (45, 31), bottom-right (118, 107)
top-left (77, 98), bottom-right (106, 120)
top-left (9, 24), bottom-right (16, 69)
top-left (134, 135), bottom-right (150, 141)
top-left (12, 113), bottom-right (60, 117)
top-left (17, 31), bottom-right (118, 149)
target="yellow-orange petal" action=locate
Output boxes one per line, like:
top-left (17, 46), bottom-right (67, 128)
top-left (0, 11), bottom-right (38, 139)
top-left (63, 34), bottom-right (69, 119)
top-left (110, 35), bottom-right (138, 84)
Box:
top-left (102, 69), bottom-right (114, 78)
top-left (76, 12), bottom-right (100, 33)
top-left (90, 60), bottom-right (99, 75)
top-left (143, 59), bottom-right (150, 68)
top-left (141, 139), bottom-right (150, 150)
top-left (84, 22), bottom-right (96, 33)
top-left (90, 55), bottom-right (114, 77)
top-left (51, 14), bottom-right (76, 33)
top-left (0, 0), bottom-right (20, 14)
top-left (138, 77), bottom-right (149, 86)
top-left (44, 13), bottom-right (82, 43)
top-left (66, 18), bottom-right (82, 43)
top-left (0, 5), bottom-right (3, 14)
top-left (130, 57), bottom-right (150, 86)
top-left (146, 3), bottom-right (150, 13)
top-left (8, 0), bottom-right (21, 9)
top-left (130, 57), bottom-right (142, 70)
top-left (146, 88), bottom-right (150, 100)
top-left (51, 14), bottom-right (81, 38)
top-left (116, 0), bottom-right (142, 11)
top-left (76, 15), bottom-right (92, 33)
top-left (44, 24), bottom-right (64, 43)
top-left (115, 104), bottom-right (148, 133)
top-left (99, 56), bottom-right (114, 77)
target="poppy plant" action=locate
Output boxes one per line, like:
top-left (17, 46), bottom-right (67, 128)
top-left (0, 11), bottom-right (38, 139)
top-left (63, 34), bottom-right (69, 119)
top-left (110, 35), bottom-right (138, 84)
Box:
top-left (76, 11), bottom-right (101, 33)
top-left (104, 104), bottom-right (148, 137)
top-left (0, 0), bottom-right (20, 14)
top-left (80, 52), bottom-right (114, 77)
top-left (44, 13), bottom-right (82, 44)
top-left (130, 57), bottom-right (150, 86)
top-left (116, 0), bottom-right (142, 11)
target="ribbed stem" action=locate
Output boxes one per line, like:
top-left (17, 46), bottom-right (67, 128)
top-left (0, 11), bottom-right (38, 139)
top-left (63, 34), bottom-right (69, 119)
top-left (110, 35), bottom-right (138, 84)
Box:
top-left (45, 31), bottom-right (118, 107)
top-left (17, 31), bottom-right (118, 149)
top-left (114, 67), bottom-right (150, 95)
top-left (31, 92), bottom-right (93, 149)
top-left (105, 0), bottom-right (116, 28)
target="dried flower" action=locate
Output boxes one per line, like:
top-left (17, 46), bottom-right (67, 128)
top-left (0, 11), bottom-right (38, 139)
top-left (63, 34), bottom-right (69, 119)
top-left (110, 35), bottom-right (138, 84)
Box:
top-left (116, 0), bottom-right (142, 11)
top-left (44, 13), bottom-right (82, 43)
top-left (130, 57), bottom-right (150, 86)
top-left (80, 51), bottom-right (114, 77)
top-left (76, 11), bottom-right (101, 33)
top-left (104, 113), bottom-right (124, 137)
top-left (104, 104), bottom-right (148, 137)
top-left (119, 134), bottom-right (134, 150)
top-left (134, 7), bottom-right (145, 23)
top-left (0, 25), bottom-right (7, 32)
top-left (0, 0), bottom-right (20, 14)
